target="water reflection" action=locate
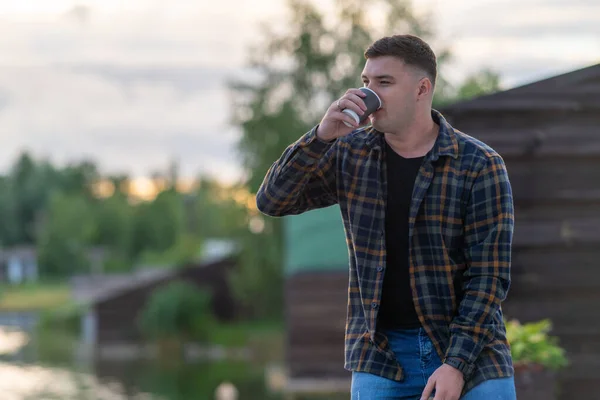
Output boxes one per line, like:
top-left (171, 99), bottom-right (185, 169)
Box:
top-left (0, 325), bottom-right (347, 400)
top-left (0, 326), bottom-right (155, 399)
top-left (0, 362), bottom-right (160, 400)
top-left (0, 325), bottom-right (284, 399)
top-left (0, 327), bottom-right (28, 355)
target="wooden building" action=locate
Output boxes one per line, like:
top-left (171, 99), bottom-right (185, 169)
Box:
top-left (282, 63), bottom-right (600, 399)
top-left (82, 255), bottom-right (240, 345)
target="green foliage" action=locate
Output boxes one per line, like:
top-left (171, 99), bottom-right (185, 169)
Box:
top-left (37, 192), bottom-right (96, 277)
top-left (138, 234), bottom-right (203, 267)
top-left (37, 301), bottom-right (87, 334)
top-left (208, 318), bottom-right (283, 347)
top-left (505, 319), bottom-right (569, 370)
top-left (229, 222), bottom-right (284, 319)
top-left (10, 154), bottom-right (57, 244)
top-left (132, 189), bottom-right (184, 258)
top-left (0, 177), bottom-right (19, 246)
top-left (100, 254), bottom-right (134, 273)
top-left (456, 68), bottom-right (501, 100)
top-left (231, 0), bottom-right (443, 193)
top-left (58, 161), bottom-right (99, 197)
top-left (434, 68), bottom-right (502, 108)
top-left (0, 282), bottom-right (69, 311)
top-left (196, 178), bottom-right (250, 240)
top-left (0, 150), bottom-right (253, 279)
top-left (124, 360), bottom-right (278, 400)
top-left (138, 281), bottom-right (215, 342)
top-left (93, 193), bottom-right (133, 256)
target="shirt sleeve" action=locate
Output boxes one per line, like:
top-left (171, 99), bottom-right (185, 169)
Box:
top-left (444, 155), bottom-right (515, 371)
top-left (256, 125), bottom-right (338, 217)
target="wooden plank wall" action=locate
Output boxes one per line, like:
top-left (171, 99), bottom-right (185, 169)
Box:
top-left (285, 271), bottom-right (348, 378)
top-left (285, 109), bottom-right (600, 399)
top-left (455, 109), bottom-right (600, 399)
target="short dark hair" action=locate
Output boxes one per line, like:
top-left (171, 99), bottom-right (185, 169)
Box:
top-left (364, 34), bottom-right (437, 86)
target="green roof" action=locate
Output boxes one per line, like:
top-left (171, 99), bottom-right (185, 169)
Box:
top-left (283, 205), bottom-right (348, 276)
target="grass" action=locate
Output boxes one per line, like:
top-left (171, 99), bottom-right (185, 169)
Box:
top-left (207, 318), bottom-right (286, 364)
top-left (208, 318), bottom-right (284, 348)
top-left (0, 282), bottom-right (70, 311)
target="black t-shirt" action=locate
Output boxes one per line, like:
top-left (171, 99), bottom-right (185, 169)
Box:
top-left (377, 141), bottom-right (424, 329)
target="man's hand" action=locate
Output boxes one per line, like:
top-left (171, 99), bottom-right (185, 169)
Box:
top-left (420, 364), bottom-right (465, 400)
top-left (316, 88), bottom-right (369, 142)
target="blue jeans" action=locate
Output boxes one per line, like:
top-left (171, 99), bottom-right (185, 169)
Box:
top-left (350, 327), bottom-right (516, 400)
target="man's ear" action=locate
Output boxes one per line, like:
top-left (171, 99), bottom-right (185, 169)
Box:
top-left (417, 77), bottom-right (433, 97)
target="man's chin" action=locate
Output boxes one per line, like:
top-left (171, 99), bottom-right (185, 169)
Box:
top-left (370, 119), bottom-right (384, 132)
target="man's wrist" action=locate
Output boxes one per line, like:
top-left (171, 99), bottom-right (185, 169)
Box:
top-left (443, 357), bottom-right (473, 379)
top-left (315, 125), bottom-right (336, 143)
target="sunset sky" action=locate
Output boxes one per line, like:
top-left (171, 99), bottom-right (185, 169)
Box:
top-left (0, 0), bottom-right (598, 184)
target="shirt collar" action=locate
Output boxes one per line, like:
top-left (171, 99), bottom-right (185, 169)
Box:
top-left (365, 109), bottom-right (459, 161)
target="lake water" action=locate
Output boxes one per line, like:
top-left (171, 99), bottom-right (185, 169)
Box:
top-left (0, 326), bottom-right (345, 400)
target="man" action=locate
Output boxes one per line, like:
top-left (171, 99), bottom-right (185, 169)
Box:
top-left (256, 34), bottom-right (516, 400)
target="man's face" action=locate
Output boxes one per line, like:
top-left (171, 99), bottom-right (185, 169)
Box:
top-left (361, 56), bottom-right (423, 134)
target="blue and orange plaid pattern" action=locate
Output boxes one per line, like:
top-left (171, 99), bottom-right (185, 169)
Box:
top-left (256, 110), bottom-right (514, 394)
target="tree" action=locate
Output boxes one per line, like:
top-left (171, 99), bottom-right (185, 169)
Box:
top-left (456, 68), bottom-right (501, 100)
top-left (0, 153), bottom-right (101, 247)
top-left (138, 281), bottom-right (215, 343)
top-left (92, 192), bottom-right (134, 271)
top-left (131, 189), bottom-right (185, 262)
top-left (59, 161), bottom-right (99, 198)
top-left (231, 0), bottom-right (447, 193)
top-left (37, 192), bottom-right (96, 277)
top-left (9, 153), bottom-right (58, 244)
top-left (229, 0), bottom-right (447, 317)
top-left (0, 177), bottom-right (19, 246)
top-left (107, 174), bottom-right (131, 196)
top-left (196, 178), bottom-right (250, 240)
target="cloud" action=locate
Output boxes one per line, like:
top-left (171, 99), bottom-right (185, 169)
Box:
top-left (0, 1), bottom-right (266, 182)
top-left (0, 64), bottom-right (243, 181)
top-left (0, 0), bottom-right (598, 183)
top-left (448, 7), bottom-right (600, 39)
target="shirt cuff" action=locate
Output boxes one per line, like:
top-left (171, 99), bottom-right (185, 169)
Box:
top-left (300, 125), bottom-right (337, 152)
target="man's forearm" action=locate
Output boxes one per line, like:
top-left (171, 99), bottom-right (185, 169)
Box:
top-left (256, 126), bottom-right (338, 217)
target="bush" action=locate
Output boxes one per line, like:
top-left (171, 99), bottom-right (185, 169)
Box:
top-left (505, 318), bottom-right (568, 371)
top-left (138, 281), bottom-right (215, 343)
top-left (37, 301), bottom-right (86, 334)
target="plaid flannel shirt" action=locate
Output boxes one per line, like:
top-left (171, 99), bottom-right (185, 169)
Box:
top-left (256, 110), bottom-right (514, 394)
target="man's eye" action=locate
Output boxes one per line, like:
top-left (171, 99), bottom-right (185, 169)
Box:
top-left (380, 81), bottom-right (390, 85)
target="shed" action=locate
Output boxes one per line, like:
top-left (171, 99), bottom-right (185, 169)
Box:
top-left (284, 206), bottom-right (349, 380)
top-left (81, 255), bottom-right (240, 345)
top-left (281, 64), bottom-right (600, 399)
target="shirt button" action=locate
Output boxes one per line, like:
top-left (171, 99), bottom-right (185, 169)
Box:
top-left (377, 266), bottom-right (384, 272)
top-left (371, 302), bottom-right (378, 309)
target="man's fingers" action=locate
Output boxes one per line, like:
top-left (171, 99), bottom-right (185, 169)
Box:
top-left (336, 98), bottom-right (364, 119)
top-left (345, 88), bottom-right (367, 98)
top-left (345, 93), bottom-right (368, 111)
top-left (331, 111), bottom-right (359, 128)
top-left (420, 377), bottom-right (436, 400)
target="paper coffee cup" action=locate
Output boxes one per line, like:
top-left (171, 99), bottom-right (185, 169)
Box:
top-left (342, 87), bottom-right (382, 128)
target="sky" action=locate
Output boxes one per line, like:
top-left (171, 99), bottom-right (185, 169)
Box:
top-left (0, 0), bottom-right (598, 184)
